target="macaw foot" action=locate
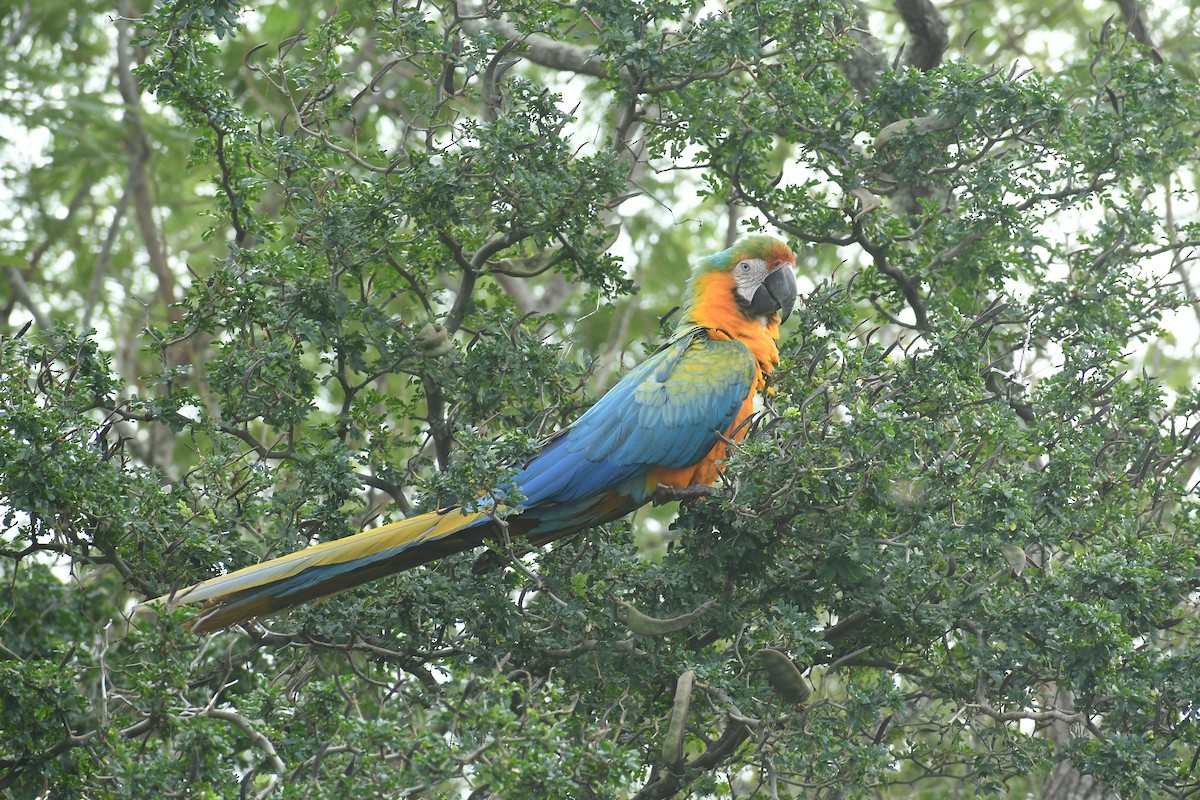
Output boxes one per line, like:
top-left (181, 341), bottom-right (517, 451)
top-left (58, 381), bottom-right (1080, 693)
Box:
top-left (652, 483), bottom-right (711, 506)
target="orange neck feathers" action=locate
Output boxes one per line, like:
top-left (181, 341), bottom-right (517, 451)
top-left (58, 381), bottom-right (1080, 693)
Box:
top-left (684, 271), bottom-right (782, 389)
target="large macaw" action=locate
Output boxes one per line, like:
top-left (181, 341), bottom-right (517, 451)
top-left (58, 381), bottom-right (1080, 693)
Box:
top-left (158, 235), bottom-right (798, 632)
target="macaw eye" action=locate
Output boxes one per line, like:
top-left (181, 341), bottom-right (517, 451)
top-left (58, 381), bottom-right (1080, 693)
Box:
top-left (738, 261), bottom-right (751, 271)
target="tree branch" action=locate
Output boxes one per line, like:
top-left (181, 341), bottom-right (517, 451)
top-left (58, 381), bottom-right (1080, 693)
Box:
top-left (3, 264), bottom-right (53, 331)
top-left (834, 0), bottom-right (887, 97)
top-left (456, 3), bottom-right (608, 78)
top-left (82, 174), bottom-right (134, 331)
top-left (856, 221), bottom-right (929, 330)
top-left (197, 707), bottom-right (286, 777)
top-left (894, 0), bottom-right (949, 71)
top-left (115, 1), bottom-right (179, 325)
top-left (1113, 0), bottom-right (1163, 63)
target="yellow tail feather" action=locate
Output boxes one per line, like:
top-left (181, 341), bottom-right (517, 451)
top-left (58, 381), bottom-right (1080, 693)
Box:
top-left (150, 507), bottom-right (494, 632)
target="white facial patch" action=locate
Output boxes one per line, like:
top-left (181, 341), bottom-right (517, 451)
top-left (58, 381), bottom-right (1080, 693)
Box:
top-left (732, 257), bottom-right (769, 304)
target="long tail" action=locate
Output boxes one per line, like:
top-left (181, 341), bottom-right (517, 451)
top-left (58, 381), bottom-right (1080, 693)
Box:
top-left (153, 508), bottom-right (494, 633)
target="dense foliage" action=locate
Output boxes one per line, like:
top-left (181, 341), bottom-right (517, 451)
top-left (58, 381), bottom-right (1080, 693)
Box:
top-left (3, 0), bottom-right (1200, 797)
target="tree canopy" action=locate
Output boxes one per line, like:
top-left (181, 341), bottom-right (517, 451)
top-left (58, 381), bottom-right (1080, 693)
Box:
top-left (3, 0), bottom-right (1200, 797)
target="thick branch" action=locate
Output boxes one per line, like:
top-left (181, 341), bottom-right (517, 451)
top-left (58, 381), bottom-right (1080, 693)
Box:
top-left (1114, 0), bottom-right (1163, 63)
top-left (115, 2), bottom-right (179, 324)
top-left (456, 3), bottom-right (608, 78)
top-left (440, 233), bottom-right (478, 335)
top-left (198, 708), bottom-right (286, 775)
top-left (3, 265), bottom-right (52, 331)
top-left (834, 0), bottom-right (887, 97)
top-left (822, 609), bottom-right (871, 641)
top-left (894, 0), bottom-right (949, 71)
top-left (856, 222), bottom-right (929, 330)
top-left (82, 174), bottom-right (134, 331)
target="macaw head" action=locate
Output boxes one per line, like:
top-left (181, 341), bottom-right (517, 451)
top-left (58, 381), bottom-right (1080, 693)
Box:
top-left (689, 234), bottom-right (798, 325)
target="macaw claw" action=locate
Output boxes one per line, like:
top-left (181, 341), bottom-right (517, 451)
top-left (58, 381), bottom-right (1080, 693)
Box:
top-left (652, 483), bottom-right (711, 506)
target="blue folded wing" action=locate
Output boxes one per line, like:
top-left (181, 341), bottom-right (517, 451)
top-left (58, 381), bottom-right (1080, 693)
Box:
top-left (513, 328), bottom-right (756, 507)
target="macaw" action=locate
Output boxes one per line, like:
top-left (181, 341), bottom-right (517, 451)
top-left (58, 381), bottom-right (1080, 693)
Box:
top-left (158, 235), bottom-right (798, 632)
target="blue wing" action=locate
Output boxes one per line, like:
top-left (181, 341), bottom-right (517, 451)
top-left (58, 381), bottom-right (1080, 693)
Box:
top-left (513, 327), bottom-right (756, 507)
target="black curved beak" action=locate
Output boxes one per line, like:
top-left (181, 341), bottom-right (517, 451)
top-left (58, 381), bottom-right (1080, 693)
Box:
top-left (748, 266), bottom-right (798, 323)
